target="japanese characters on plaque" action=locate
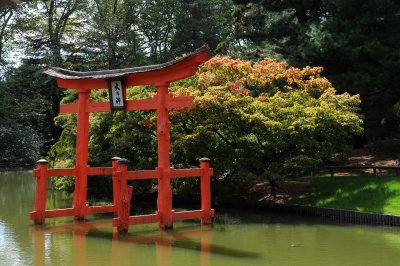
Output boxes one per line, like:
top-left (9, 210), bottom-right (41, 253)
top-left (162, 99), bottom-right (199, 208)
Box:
top-left (109, 80), bottom-right (125, 110)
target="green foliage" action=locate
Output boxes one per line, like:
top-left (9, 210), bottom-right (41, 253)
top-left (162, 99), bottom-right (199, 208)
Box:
top-left (170, 56), bottom-right (362, 186)
top-left (51, 56), bottom-right (362, 196)
top-left (0, 60), bottom-right (55, 164)
top-left (231, 0), bottom-right (400, 139)
top-left (0, 121), bottom-right (42, 164)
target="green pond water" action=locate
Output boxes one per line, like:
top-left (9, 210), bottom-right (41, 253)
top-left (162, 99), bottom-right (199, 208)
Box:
top-left (1, 171), bottom-right (400, 266)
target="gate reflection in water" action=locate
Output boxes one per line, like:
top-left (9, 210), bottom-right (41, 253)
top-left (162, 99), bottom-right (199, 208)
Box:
top-left (31, 221), bottom-right (215, 266)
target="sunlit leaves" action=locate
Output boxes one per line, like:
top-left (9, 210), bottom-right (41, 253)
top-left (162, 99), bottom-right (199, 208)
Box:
top-left (170, 55), bottom-right (363, 182)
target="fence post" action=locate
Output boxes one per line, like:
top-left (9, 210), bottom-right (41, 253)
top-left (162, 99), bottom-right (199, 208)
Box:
top-left (30, 159), bottom-right (49, 224)
top-left (111, 157), bottom-right (121, 214)
top-left (200, 158), bottom-right (213, 224)
top-left (116, 158), bottom-right (132, 234)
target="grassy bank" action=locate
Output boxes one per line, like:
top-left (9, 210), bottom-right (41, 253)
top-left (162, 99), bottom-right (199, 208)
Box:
top-left (289, 175), bottom-right (400, 215)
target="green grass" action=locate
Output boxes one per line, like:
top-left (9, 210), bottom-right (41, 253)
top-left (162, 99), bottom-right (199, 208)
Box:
top-left (290, 175), bottom-right (400, 215)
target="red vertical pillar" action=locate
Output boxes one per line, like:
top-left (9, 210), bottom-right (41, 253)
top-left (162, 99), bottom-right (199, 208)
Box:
top-left (30, 159), bottom-right (48, 224)
top-left (74, 90), bottom-right (90, 220)
top-left (111, 156), bottom-right (121, 214)
top-left (200, 158), bottom-right (213, 224)
top-left (156, 83), bottom-right (173, 230)
top-left (116, 158), bottom-right (132, 234)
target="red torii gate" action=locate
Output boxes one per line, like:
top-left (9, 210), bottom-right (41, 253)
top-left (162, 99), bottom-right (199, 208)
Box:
top-left (30, 46), bottom-right (214, 232)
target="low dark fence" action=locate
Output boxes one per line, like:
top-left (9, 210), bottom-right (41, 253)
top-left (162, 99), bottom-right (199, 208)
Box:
top-left (326, 165), bottom-right (400, 177)
top-left (265, 203), bottom-right (400, 226)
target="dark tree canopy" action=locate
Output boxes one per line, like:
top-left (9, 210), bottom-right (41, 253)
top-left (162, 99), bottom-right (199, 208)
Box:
top-left (231, 0), bottom-right (400, 139)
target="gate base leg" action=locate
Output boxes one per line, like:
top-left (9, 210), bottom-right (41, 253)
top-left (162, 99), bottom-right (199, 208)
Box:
top-left (160, 223), bottom-right (173, 231)
top-left (117, 186), bottom-right (133, 235)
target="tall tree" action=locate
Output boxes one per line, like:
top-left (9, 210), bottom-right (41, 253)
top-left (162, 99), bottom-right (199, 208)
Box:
top-left (5, 0), bottom-right (87, 156)
top-left (138, 0), bottom-right (178, 63)
top-left (85, 0), bottom-right (145, 69)
top-left (0, 7), bottom-right (14, 65)
top-left (170, 0), bottom-right (233, 55)
top-left (12, 0), bottom-right (86, 67)
top-left (0, 59), bottom-right (49, 164)
top-left (232, 0), bottom-right (400, 140)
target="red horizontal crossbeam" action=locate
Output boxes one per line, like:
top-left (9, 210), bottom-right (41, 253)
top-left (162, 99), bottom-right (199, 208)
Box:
top-left (129, 213), bottom-right (160, 225)
top-left (59, 94), bottom-right (193, 114)
top-left (31, 205), bottom-right (116, 220)
top-left (44, 208), bottom-right (74, 218)
top-left (37, 167), bottom-right (115, 177)
top-left (126, 170), bottom-right (158, 180)
top-left (115, 168), bottom-right (213, 180)
top-left (85, 205), bottom-right (115, 214)
top-left (59, 103), bottom-right (78, 114)
top-left (173, 210), bottom-right (204, 221)
top-left (112, 213), bottom-right (160, 227)
top-left (47, 168), bottom-right (75, 177)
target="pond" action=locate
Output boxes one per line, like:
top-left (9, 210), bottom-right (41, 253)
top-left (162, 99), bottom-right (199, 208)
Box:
top-left (1, 171), bottom-right (400, 266)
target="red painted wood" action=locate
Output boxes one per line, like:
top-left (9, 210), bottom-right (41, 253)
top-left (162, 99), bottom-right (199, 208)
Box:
top-left (87, 101), bottom-right (110, 113)
top-left (156, 83), bottom-right (174, 229)
top-left (47, 168), bottom-right (75, 176)
top-left (116, 162), bottom-right (133, 233)
top-left (60, 103), bottom-right (78, 114)
top-left (87, 99), bottom-right (158, 113)
top-left (61, 96), bottom-right (193, 115)
top-left (112, 160), bottom-right (119, 213)
top-left (126, 169), bottom-right (158, 180)
top-left (173, 210), bottom-right (203, 221)
top-left (44, 208), bottom-right (74, 218)
top-left (118, 186), bottom-right (133, 234)
top-left (61, 96), bottom-right (192, 115)
top-left (30, 163), bottom-right (48, 224)
top-left (85, 205), bottom-right (115, 215)
top-left (74, 91), bottom-right (90, 220)
top-left (128, 213), bottom-right (160, 225)
top-left (200, 160), bottom-right (213, 224)
top-left (126, 99), bottom-right (158, 111)
top-left (56, 78), bottom-right (108, 91)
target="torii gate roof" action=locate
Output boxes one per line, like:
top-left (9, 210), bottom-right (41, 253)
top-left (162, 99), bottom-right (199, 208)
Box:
top-left (44, 46), bottom-right (211, 90)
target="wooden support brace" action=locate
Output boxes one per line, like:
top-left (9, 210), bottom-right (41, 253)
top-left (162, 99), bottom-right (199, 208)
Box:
top-left (200, 158), bottom-right (214, 224)
top-left (117, 186), bottom-right (133, 234)
top-left (30, 159), bottom-right (49, 224)
top-left (115, 158), bottom-right (133, 234)
top-left (111, 157), bottom-right (121, 214)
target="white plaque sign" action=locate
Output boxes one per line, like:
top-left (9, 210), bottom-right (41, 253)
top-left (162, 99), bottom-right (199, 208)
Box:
top-left (109, 80), bottom-right (125, 110)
